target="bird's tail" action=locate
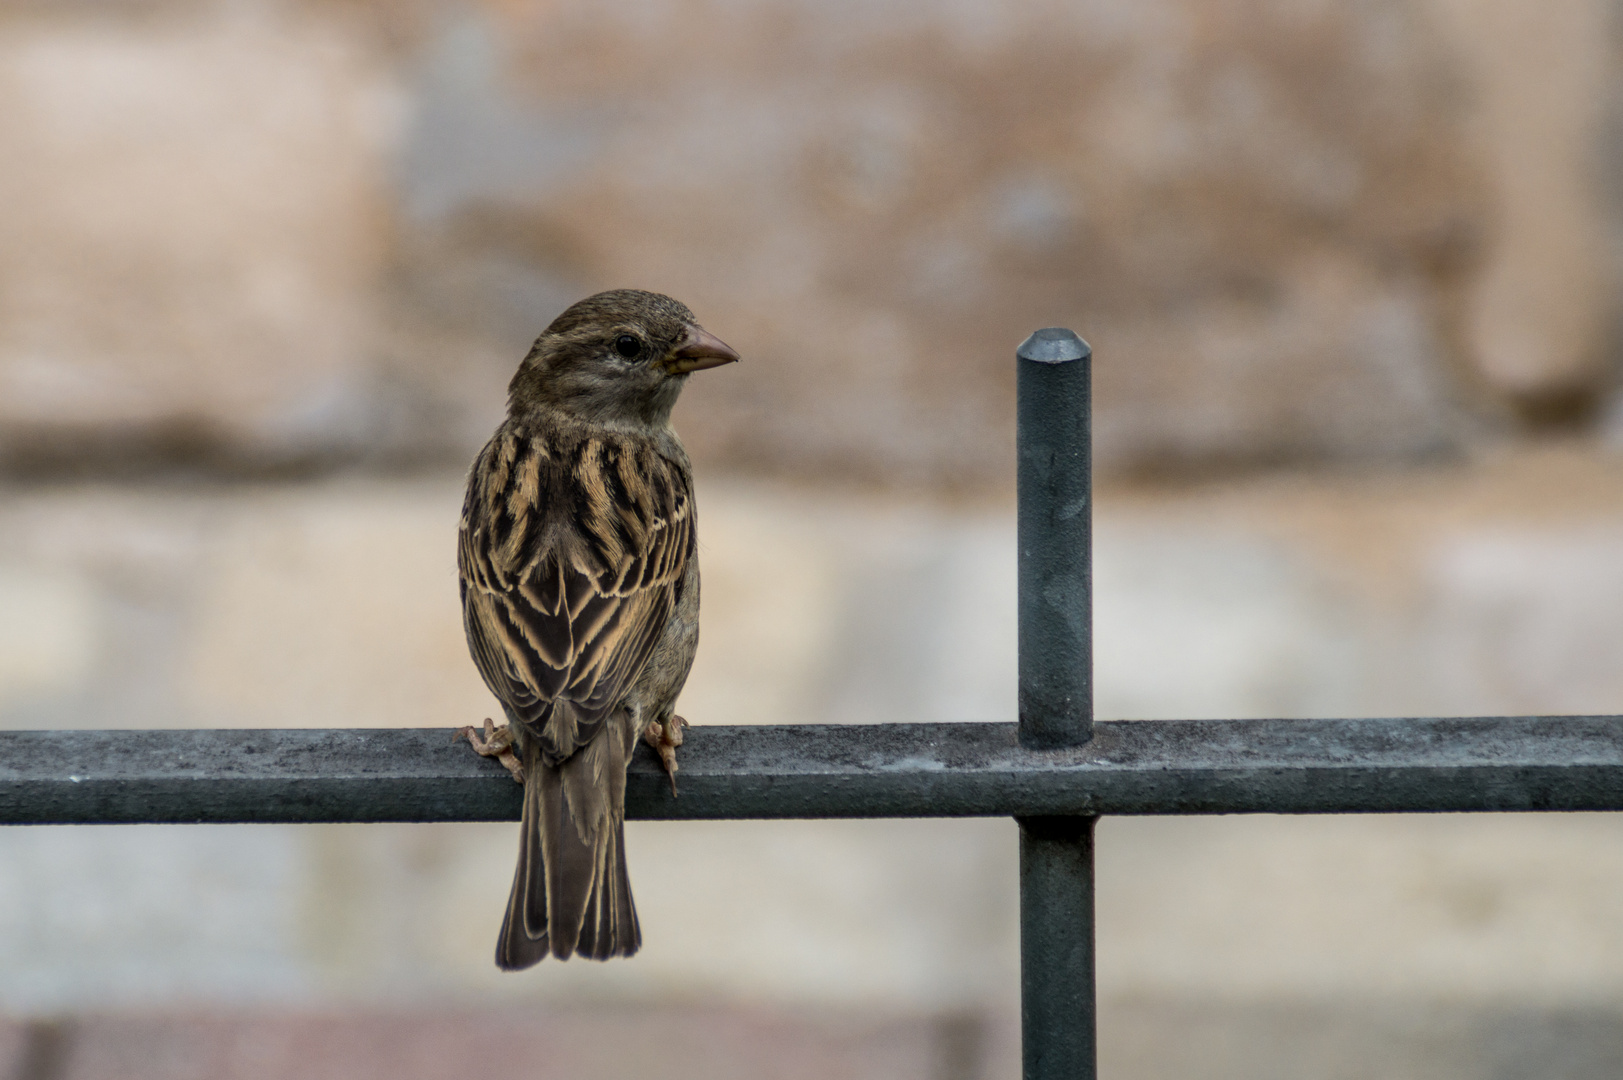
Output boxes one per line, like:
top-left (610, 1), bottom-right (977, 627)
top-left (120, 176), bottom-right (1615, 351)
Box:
top-left (496, 719), bottom-right (641, 968)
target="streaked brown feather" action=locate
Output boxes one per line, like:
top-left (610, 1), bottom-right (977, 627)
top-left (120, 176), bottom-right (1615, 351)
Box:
top-left (460, 422), bottom-right (692, 762)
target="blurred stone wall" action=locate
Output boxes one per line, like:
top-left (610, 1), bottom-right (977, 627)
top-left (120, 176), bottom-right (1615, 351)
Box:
top-left (0, 0), bottom-right (1619, 483)
top-left (398, 0), bottom-right (1482, 481)
top-left (6, 4), bottom-right (1623, 1077)
top-left (0, 2), bottom-right (401, 472)
top-left (5, 452), bottom-right (1623, 1080)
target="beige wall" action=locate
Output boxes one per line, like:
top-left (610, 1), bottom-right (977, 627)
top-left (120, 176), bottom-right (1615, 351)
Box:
top-left (3, 3), bottom-right (1623, 1074)
top-left (1427, 0), bottom-right (1620, 409)
top-left (0, 6), bottom-right (400, 467)
top-left (5, 452), bottom-right (1623, 1021)
top-left (0, 0), bottom-right (1616, 482)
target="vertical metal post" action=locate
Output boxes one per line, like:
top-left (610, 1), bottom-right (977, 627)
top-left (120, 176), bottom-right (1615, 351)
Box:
top-left (1019, 815), bottom-right (1096, 1080)
top-left (1017, 328), bottom-right (1092, 751)
top-left (1016, 327), bottom-right (1096, 1080)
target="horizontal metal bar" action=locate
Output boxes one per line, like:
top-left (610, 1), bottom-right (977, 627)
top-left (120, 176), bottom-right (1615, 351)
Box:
top-left (3, 716), bottom-right (1622, 825)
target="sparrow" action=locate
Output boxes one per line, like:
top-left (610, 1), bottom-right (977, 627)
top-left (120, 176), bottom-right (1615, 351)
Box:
top-left (454, 289), bottom-right (738, 967)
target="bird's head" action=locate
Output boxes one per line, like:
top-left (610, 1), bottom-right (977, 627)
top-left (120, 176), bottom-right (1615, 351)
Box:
top-left (507, 289), bottom-right (739, 427)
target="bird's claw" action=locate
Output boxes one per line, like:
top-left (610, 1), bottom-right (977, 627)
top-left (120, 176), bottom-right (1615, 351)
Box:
top-left (642, 714), bottom-right (688, 795)
top-left (455, 718), bottom-right (524, 783)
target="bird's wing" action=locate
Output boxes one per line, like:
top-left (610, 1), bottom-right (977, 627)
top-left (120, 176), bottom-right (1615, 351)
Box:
top-left (459, 426), bottom-right (694, 762)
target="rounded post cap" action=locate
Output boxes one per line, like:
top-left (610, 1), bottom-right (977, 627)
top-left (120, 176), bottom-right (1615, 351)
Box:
top-left (1017, 327), bottom-right (1091, 364)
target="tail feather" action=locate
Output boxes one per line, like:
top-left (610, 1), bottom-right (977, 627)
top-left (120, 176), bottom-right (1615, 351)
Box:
top-left (537, 753), bottom-right (602, 955)
top-left (495, 718), bottom-right (640, 969)
top-left (574, 818), bottom-right (640, 960)
top-left (496, 775), bottom-right (550, 970)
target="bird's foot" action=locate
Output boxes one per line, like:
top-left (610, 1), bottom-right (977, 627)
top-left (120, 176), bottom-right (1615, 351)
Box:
top-left (642, 714), bottom-right (688, 795)
top-left (454, 718), bottom-right (524, 783)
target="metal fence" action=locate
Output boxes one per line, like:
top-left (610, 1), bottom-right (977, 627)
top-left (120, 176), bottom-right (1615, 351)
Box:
top-left (5, 329), bottom-right (1623, 1080)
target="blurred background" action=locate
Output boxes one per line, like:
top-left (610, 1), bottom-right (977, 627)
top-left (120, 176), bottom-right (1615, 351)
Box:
top-left (3, 0), bottom-right (1623, 1076)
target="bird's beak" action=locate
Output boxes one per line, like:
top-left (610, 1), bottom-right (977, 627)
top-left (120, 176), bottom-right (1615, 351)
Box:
top-left (664, 325), bottom-right (741, 374)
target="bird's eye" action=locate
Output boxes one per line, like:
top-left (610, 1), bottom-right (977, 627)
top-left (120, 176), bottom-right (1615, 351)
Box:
top-left (614, 334), bottom-right (641, 359)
